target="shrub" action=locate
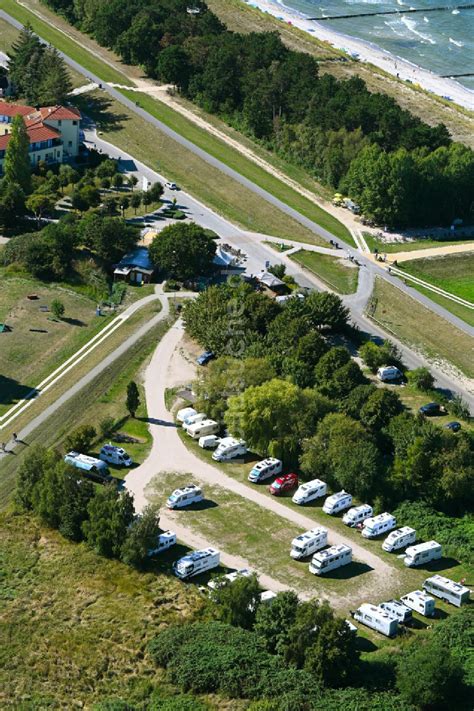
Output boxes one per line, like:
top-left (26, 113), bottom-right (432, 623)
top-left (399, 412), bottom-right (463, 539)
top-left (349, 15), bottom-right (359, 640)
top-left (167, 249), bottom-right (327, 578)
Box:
top-left (407, 367), bottom-right (434, 391)
top-left (51, 298), bottom-right (65, 319)
top-left (99, 417), bottom-right (116, 439)
top-left (64, 424), bottom-right (97, 453)
top-left (449, 394), bottom-right (471, 421)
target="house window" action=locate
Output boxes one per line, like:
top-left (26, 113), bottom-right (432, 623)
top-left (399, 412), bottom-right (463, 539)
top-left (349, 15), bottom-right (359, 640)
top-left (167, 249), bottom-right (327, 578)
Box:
top-left (72, 120), bottom-right (78, 125)
top-left (58, 120), bottom-right (62, 126)
top-left (68, 140), bottom-right (72, 147)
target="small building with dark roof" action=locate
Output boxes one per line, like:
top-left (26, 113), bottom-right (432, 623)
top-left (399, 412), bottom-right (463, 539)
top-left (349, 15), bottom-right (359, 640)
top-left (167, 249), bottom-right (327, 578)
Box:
top-left (113, 247), bottom-right (154, 284)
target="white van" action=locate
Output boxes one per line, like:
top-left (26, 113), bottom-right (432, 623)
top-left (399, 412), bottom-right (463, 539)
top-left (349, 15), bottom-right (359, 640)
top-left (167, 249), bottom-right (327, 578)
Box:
top-left (208, 568), bottom-right (253, 591)
top-left (382, 526), bottom-right (416, 552)
top-left (423, 575), bottom-right (470, 607)
top-left (212, 437), bottom-right (247, 462)
top-left (199, 435), bottom-right (220, 449)
top-left (362, 513), bottom-right (396, 539)
top-left (148, 530), bottom-right (177, 556)
top-left (166, 484), bottom-right (204, 509)
top-left (322, 490), bottom-right (352, 515)
top-left (377, 366), bottom-right (402, 382)
top-left (290, 527), bottom-right (328, 560)
top-left (379, 599), bottom-right (413, 624)
top-left (173, 547), bottom-right (220, 580)
top-left (260, 590), bottom-right (277, 605)
top-left (248, 458), bottom-right (282, 483)
top-left (309, 544), bottom-right (352, 576)
top-left (177, 406), bottom-right (196, 423)
top-left (99, 444), bottom-right (132, 467)
top-left (292, 479), bottom-right (327, 505)
top-left (353, 604), bottom-right (398, 638)
top-left (343, 504), bottom-right (373, 527)
top-left (401, 590), bottom-right (435, 617)
top-left (187, 419), bottom-right (219, 439)
top-left (404, 541), bottom-right (442, 567)
top-left (182, 412), bottom-right (207, 430)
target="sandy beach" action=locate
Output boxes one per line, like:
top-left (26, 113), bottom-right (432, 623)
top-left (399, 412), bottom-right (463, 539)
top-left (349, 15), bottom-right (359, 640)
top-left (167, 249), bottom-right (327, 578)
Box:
top-left (243, 0), bottom-right (474, 112)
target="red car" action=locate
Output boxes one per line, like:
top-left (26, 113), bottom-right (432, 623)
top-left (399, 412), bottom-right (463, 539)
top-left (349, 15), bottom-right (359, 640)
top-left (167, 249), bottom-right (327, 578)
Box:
top-left (269, 473), bottom-right (298, 496)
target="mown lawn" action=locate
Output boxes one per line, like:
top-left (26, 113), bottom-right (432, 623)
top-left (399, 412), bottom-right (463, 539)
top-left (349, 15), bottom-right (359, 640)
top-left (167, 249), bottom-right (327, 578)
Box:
top-left (403, 283), bottom-right (474, 328)
top-left (367, 278), bottom-right (474, 378)
top-left (364, 232), bottom-right (474, 254)
top-left (400, 252), bottom-right (474, 303)
top-left (292, 249), bottom-right (359, 294)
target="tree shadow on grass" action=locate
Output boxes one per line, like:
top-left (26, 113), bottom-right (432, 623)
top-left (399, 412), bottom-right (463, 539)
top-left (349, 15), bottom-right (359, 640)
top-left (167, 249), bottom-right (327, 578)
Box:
top-left (76, 94), bottom-right (130, 132)
top-left (138, 416), bottom-right (178, 428)
top-left (62, 317), bottom-right (86, 327)
top-left (0, 375), bottom-right (37, 406)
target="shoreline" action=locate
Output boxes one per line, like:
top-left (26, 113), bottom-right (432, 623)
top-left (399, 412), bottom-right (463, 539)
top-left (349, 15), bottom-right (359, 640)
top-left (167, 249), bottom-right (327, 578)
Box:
top-left (243, 0), bottom-right (474, 112)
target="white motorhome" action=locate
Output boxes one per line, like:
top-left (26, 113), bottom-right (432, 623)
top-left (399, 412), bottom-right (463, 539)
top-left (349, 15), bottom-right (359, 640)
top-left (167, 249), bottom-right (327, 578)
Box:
top-left (423, 575), bottom-right (470, 607)
top-left (343, 504), bottom-right (373, 527)
top-left (99, 443), bottom-right (132, 467)
top-left (309, 544), bottom-right (352, 576)
top-left (199, 435), bottom-right (220, 449)
top-left (208, 568), bottom-right (253, 590)
top-left (382, 526), bottom-right (416, 552)
top-left (64, 451), bottom-right (110, 481)
top-left (148, 530), bottom-right (177, 556)
top-left (362, 512), bottom-right (396, 539)
top-left (353, 604), bottom-right (398, 638)
top-left (187, 419), bottom-right (219, 439)
top-left (173, 547), bottom-right (220, 580)
top-left (248, 458), bottom-right (282, 483)
top-left (404, 541), bottom-right (442, 567)
top-left (182, 412), bottom-right (207, 430)
top-left (177, 406), bottom-right (196, 423)
top-left (260, 591), bottom-right (277, 605)
top-left (377, 366), bottom-right (402, 382)
top-left (401, 590), bottom-right (436, 617)
top-left (290, 527), bottom-right (328, 560)
top-left (166, 484), bottom-right (204, 509)
top-left (322, 490), bottom-right (352, 515)
top-left (292, 479), bottom-right (327, 505)
top-left (212, 437), bottom-right (247, 462)
top-left (379, 599), bottom-right (413, 624)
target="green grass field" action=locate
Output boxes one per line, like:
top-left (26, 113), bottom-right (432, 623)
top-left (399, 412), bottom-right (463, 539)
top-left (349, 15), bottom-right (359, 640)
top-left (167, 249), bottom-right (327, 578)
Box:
top-left (402, 283), bottom-right (474, 328)
top-left (292, 249), bottom-right (359, 294)
top-left (400, 252), bottom-right (474, 303)
top-left (368, 278), bottom-right (474, 379)
top-left (363, 232), bottom-right (474, 254)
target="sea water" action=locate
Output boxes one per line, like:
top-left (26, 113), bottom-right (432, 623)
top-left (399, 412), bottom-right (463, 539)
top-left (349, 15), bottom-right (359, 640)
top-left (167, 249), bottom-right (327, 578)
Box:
top-left (279, 0), bottom-right (474, 91)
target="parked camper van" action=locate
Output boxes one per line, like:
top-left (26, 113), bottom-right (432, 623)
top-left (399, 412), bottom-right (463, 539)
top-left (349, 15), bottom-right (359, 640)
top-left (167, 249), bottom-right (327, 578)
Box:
top-left (423, 575), bottom-right (470, 607)
top-left (99, 444), bottom-right (132, 467)
top-left (182, 412), bottom-right (207, 430)
top-left (362, 513), bottom-right (396, 539)
top-left (343, 504), bottom-right (373, 527)
top-left (377, 366), bottom-right (402, 382)
top-left (166, 484), bottom-right (204, 509)
top-left (404, 541), bottom-right (442, 567)
top-left (148, 530), bottom-right (177, 556)
top-left (290, 527), bottom-right (328, 560)
top-left (379, 600), bottom-right (413, 624)
top-left (292, 479), bottom-right (327, 505)
top-left (382, 526), bottom-right (416, 552)
top-left (248, 458), bottom-right (282, 483)
top-left (199, 435), bottom-right (220, 449)
top-left (212, 437), bottom-right (247, 461)
top-left (187, 419), bottom-right (219, 439)
top-left (260, 591), bottom-right (277, 605)
top-left (401, 590), bottom-right (436, 617)
top-left (322, 490), bottom-right (352, 515)
top-left (208, 568), bottom-right (253, 591)
top-left (309, 544), bottom-right (352, 576)
top-left (173, 547), bottom-right (220, 580)
top-left (177, 407), bottom-right (196, 423)
top-left (64, 451), bottom-right (111, 482)
top-left (353, 604), bottom-right (398, 637)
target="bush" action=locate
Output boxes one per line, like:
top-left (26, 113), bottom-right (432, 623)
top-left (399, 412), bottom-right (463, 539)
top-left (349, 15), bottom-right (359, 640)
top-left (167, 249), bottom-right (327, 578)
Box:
top-left (407, 367), bottom-right (434, 391)
top-left (99, 417), bottom-right (116, 439)
top-left (359, 339), bottom-right (402, 373)
top-left (64, 424), bottom-right (97, 453)
top-left (449, 394), bottom-right (471, 421)
top-left (51, 298), bottom-right (65, 319)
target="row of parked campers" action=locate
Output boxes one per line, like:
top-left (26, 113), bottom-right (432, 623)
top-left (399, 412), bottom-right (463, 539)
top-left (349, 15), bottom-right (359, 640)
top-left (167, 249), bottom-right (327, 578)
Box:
top-left (64, 445), bottom-right (133, 481)
top-left (289, 530), bottom-right (353, 576)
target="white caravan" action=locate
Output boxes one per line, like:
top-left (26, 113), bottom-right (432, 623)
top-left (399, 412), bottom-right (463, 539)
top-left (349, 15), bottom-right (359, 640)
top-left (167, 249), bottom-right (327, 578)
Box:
top-left (404, 541), bottom-right (442, 567)
top-left (148, 530), bottom-right (177, 556)
top-left (382, 526), bottom-right (416, 552)
top-left (182, 412), bottom-right (207, 430)
top-left (309, 544), bottom-right (352, 576)
top-left (322, 490), bottom-right (352, 515)
top-left (377, 366), bottom-right (402, 382)
top-left (353, 604), bottom-right (398, 638)
top-left (362, 512), bottom-right (397, 539)
top-left (99, 444), bottom-right (132, 467)
top-left (260, 591), bottom-right (277, 605)
top-left (248, 458), bottom-right (283, 483)
top-left (401, 590), bottom-right (436, 617)
top-left (290, 527), bottom-right (328, 560)
top-left (173, 547), bottom-right (220, 580)
top-left (379, 600), bottom-right (413, 624)
top-left (199, 435), bottom-right (220, 449)
top-left (166, 484), bottom-right (204, 509)
top-left (208, 568), bottom-right (253, 591)
top-left (343, 504), bottom-right (373, 527)
top-left (212, 437), bottom-right (247, 461)
top-left (423, 575), bottom-right (470, 607)
top-left (64, 451), bottom-right (110, 481)
top-left (177, 406), bottom-right (196, 423)
top-left (292, 479), bottom-right (327, 505)
top-left (187, 419), bottom-right (220, 439)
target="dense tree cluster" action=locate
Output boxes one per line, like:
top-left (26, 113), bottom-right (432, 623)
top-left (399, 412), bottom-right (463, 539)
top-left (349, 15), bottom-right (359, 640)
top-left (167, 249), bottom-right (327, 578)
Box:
top-left (43, 0), bottom-right (474, 227)
top-left (149, 222), bottom-right (217, 280)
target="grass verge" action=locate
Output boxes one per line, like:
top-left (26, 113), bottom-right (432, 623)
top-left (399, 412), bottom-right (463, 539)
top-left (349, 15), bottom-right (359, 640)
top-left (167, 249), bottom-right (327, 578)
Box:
top-left (291, 249), bottom-right (359, 294)
top-left (367, 278), bottom-right (474, 379)
top-left (399, 252), bottom-right (474, 303)
top-left (364, 232), bottom-right (474, 254)
top-left (405, 283), bottom-right (474, 328)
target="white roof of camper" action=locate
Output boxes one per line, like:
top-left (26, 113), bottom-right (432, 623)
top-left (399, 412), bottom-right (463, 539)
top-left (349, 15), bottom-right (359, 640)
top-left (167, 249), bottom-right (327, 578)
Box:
top-left (425, 575), bottom-right (469, 595)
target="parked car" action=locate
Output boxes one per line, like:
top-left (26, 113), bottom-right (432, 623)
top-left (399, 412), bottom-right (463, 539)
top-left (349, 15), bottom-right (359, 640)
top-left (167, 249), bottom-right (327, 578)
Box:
top-left (196, 351), bottom-right (215, 366)
top-left (166, 182), bottom-right (179, 190)
top-left (269, 473), bottom-right (298, 496)
top-left (419, 402), bottom-right (446, 416)
top-left (444, 421), bottom-right (461, 432)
